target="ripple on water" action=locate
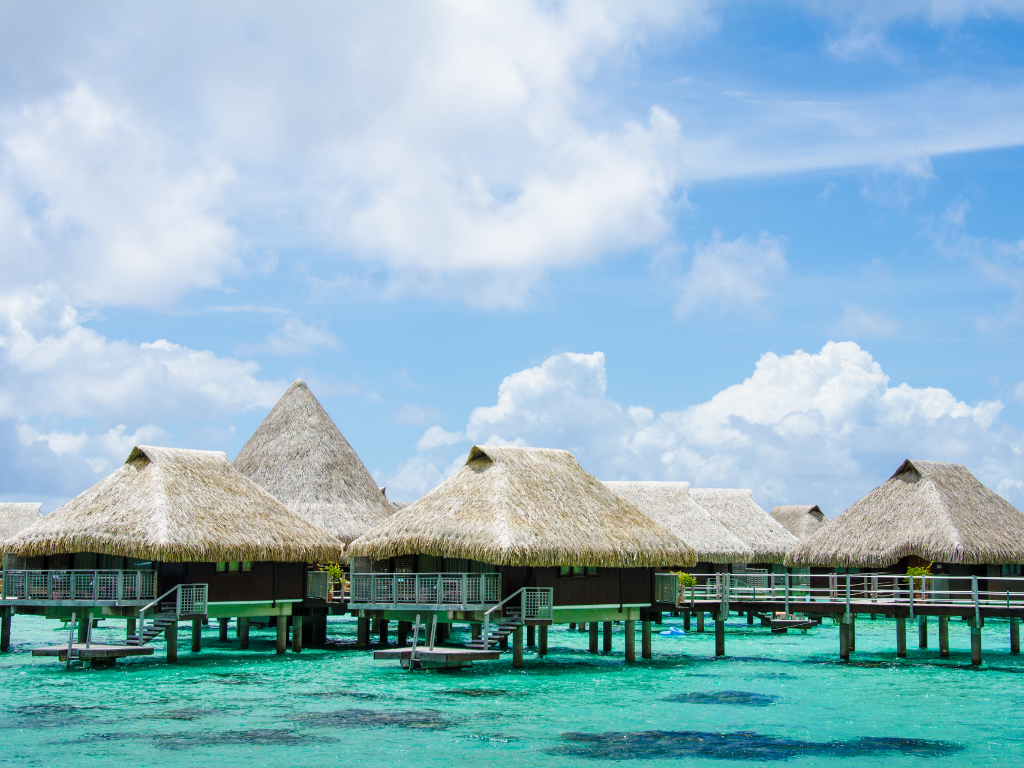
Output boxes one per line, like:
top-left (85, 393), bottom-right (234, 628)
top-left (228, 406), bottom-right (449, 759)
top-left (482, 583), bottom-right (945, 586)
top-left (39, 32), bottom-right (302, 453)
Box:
top-left (549, 731), bottom-right (964, 761)
top-left (295, 690), bottom-right (378, 699)
top-left (152, 728), bottom-right (331, 750)
top-left (292, 708), bottom-right (456, 730)
top-left (438, 689), bottom-right (516, 698)
top-left (663, 690), bottom-right (780, 706)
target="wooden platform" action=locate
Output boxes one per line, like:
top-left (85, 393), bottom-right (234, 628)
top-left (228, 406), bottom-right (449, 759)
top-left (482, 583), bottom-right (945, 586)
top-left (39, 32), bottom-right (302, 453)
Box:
top-left (373, 646), bottom-right (501, 670)
top-left (32, 643), bottom-right (154, 662)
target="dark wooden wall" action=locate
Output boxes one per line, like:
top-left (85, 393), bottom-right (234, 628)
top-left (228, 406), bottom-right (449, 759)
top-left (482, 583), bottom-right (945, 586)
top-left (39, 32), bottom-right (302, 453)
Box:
top-left (521, 567), bottom-right (651, 607)
top-left (158, 562), bottom-right (305, 603)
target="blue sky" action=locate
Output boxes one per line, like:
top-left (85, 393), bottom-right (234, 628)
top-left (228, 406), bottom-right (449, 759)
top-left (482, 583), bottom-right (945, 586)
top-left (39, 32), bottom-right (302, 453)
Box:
top-left (2, 1), bottom-right (1024, 515)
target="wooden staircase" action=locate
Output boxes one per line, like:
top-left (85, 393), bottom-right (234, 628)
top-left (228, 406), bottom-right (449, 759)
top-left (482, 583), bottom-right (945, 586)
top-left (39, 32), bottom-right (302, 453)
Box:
top-left (125, 602), bottom-right (178, 646)
top-left (467, 607), bottom-right (523, 650)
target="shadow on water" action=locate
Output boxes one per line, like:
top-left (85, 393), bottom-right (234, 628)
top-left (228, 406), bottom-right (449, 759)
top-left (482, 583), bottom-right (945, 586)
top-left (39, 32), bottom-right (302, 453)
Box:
top-left (63, 728), bottom-right (336, 749)
top-left (437, 688), bottom-right (522, 698)
top-left (295, 689), bottom-right (379, 700)
top-left (292, 708), bottom-right (457, 730)
top-left (549, 730), bottom-right (964, 761)
top-left (143, 707), bottom-right (224, 721)
top-left (663, 691), bottom-right (780, 706)
top-left (6, 703), bottom-right (108, 726)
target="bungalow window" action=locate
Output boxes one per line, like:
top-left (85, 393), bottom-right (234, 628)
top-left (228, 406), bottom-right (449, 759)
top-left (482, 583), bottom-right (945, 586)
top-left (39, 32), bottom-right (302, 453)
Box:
top-left (228, 561), bottom-right (240, 573)
top-left (585, 566), bottom-right (598, 576)
top-left (1002, 564), bottom-right (1022, 576)
top-left (216, 561), bottom-right (251, 573)
top-left (242, 561), bottom-right (253, 572)
top-left (560, 566), bottom-right (596, 577)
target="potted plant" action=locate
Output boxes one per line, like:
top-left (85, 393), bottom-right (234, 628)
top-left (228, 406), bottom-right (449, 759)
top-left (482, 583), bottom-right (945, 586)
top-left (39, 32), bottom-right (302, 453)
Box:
top-left (906, 563), bottom-right (932, 602)
top-left (320, 561), bottom-right (345, 601)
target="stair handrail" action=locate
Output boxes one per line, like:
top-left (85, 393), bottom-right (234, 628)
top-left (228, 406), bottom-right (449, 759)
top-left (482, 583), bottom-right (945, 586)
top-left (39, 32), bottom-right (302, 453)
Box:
top-left (137, 584), bottom-right (180, 645)
top-left (482, 587), bottom-right (526, 651)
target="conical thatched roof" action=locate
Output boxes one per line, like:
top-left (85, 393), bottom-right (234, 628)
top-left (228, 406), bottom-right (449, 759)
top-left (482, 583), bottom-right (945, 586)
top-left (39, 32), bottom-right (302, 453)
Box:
top-left (786, 460), bottom-right (1024, 568)
top-left (234, 379), bottom-right (397, 544)
top-left (603, 481), bottom-right (754, 564)
top-left (350, 446), bottom-right (697, 568)
top-left (687, 488), bottom-right (798, 564)
top-left (770, 505), bottom-right (827, 541)
top-left (1, 446), bottom-right (346, 563)
top-left (0, 503), bottom-right (43, 542)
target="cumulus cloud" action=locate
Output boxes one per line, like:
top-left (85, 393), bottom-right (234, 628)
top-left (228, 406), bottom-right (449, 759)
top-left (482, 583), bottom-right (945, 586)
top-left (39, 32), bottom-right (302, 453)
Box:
top-left (386, 344), bottom-right (1022, 511)
top-left (674, 232), bottom-right (788, 317)
top-left (263, 317), bottom-right (340, 356)
top-left (1, 85), bottom-right (238, 307)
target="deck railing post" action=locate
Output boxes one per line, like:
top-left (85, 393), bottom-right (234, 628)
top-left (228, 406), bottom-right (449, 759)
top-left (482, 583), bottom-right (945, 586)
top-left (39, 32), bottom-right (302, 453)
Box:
top-left (845, 574), bottom-right (851, 622)
top-left (973, 575), bottom-right (980, 627)
top-left (909, 576), bottom-right (914, 621)
top-left (462, 574), bottom-right (468, 608)
top-left (784, 573), bottom-right (790, 616)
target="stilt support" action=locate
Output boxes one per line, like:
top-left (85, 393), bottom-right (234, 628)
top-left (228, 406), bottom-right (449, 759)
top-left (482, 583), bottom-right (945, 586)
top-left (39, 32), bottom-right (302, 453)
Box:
top-left (918, 616), bottom-right (928, 649)
top-left (356, 616), bottom-right (370, 648)
top-left (239, 617), bottom-right (250, 649)
top-left (714, 612), bottom-right (725, 657)
top-left (126, 618), bottom-right (136, 641)
top-left (292, 616), bottom-right (303, 653)
top-left (538, 625), bottom-right (548, 656)
top-left (276, 617), bottom-right (287, 655)
top-left (527, 624), bottom-right (535, 647)
top-left (166, 621), bottom-right (178, 663)
top-left (589, 622), bottom-right (599, 653)
top-left (78, 614), bottom-right (89, 644)
top-left (1011, 618), bottom-right (1020, 655)
top-left (938, 615), bottom-right (949, 657)
top-left (683, 612), bottom-right (691, 632)
top-left (218, 618), bottom-right (228, 642)
top-left (568, 622), bottom-right (576, 630)
top-left (1, 610), bottom-right (11, 652)
top-left (839, 617), bottom-right (850, 661)
top-left (399, 621), bottom-right (410, 646)
top-left (602, 621), bottom-right (612, 653)
top-left (625, 620), bottom-right (636, 663)
top-left (379, 619), bottom-right (389, 646)
top-left (896, 617), bottom-right (907, 658)
top-left (191, 618), bottom-right (202, 652)
top-left (641, 620), bottom-right (652, 659)
top-left (849, 614), bottom-right (856, 652)
top-left (512, 625), bottom-right (524, 668)
top-left (697, 612), bottom-right (705, 633)
top-left (970, 619), bottom-right (982, 666)
top-left (747, 611), bottom-right (754, 625)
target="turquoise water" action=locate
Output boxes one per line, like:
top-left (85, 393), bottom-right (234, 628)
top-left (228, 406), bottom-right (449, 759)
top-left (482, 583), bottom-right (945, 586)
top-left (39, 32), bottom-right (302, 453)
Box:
top-left (1, 613), bottom-right (1021, 767)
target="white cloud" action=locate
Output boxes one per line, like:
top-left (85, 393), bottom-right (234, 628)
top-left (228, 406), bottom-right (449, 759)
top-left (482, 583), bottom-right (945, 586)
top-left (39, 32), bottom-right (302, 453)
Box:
top-left (833, 305), bottom-right (902, 338)
top-left (391, 403), bottom-right (444, 427)
top-left (264, 317), bottom-right (340, 356)
top-left (390, 344), bottom-right (1023, 511)
top-left (18, 425), bottom-right (87, 457)
top-left (0, 285), bottom-right (282, 422)
top-left (417, 425), bottom-right (465, 451)
top-left (860, 156), bottom-right (935, 209)
top-left (674, 232), bottom-right (788, 317)
top-left (1, 85), bottom-right (238, 308)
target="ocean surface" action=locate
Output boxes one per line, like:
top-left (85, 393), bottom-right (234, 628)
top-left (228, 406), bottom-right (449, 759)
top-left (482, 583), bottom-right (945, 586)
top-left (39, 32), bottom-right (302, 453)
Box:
top-left (0, 612), bottom-right (1021, 767)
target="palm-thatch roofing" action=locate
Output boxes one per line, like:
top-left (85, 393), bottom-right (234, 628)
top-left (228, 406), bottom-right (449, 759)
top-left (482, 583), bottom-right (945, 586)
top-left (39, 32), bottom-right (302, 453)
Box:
top-left (687, 488), bottom-right (799, 564)
top-left (0, 503), bottom-right (43, 542)
top-left (350, 446), bottom-right (698, 568)
top-left (786, 459), bottom-right (1024, 568)
top-left (234, 379), bottom-right (397, 544)
top-left (603, 481), bottom-right (754, 564)
top-left (1, 445), bottom-right (346, 563)
top-left (770, 505), bottom-right (827, 541)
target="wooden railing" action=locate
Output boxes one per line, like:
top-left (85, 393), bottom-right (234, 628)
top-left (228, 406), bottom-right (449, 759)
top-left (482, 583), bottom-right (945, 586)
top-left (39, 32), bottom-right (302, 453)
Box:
top-left (349, 572), bottom-right (502, 608)
top-left (1, 569), bottom-right (157, 603)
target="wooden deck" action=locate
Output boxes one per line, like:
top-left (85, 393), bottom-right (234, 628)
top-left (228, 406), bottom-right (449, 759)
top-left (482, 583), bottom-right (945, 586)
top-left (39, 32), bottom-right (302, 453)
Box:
top-left (32, 643), bottom-right (154, 662)
top-left (373, 646), bottom-right (501, 669)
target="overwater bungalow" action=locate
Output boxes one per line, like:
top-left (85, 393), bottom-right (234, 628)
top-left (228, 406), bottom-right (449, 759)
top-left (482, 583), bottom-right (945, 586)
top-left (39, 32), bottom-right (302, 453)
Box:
top-left (0, 445), bottom-right (345, 660)
top-left (603, 482), bottom-right (755, 567)
top-left (770, 505), bottom-right (827, 541)
top-left (348, 445), bottom-right (696, 666)
top-left (234, 379), bottom-right (400, 643)
top-left (687, 488), bottom-right (799, 576)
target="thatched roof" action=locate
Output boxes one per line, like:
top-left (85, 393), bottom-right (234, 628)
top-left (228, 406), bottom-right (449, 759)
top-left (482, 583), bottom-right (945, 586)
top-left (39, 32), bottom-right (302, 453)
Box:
top-left (1, 446), bottom-right (346, 563)
top-left (234, 379), bottom-right (397, 544)
top-left (786, 460), bottom-right (1024, 568)
top-left (350, 446), bottom-right (697, 568)
top-left (603, 482), bottom-right (754, 564)
top-left (687, 488), bottom-right (798, 564)
top-left (770, 505), bottom-right (827, 541)
top-left (0, 503), bottom-right (42, 542)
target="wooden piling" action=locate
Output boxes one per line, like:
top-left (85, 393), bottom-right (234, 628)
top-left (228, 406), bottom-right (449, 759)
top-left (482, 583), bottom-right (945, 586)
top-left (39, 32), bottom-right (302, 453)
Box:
top-left (77, 614), bottom-right (89, 644)
top-left (276, 617), bottom-right (287, 654)
top-left (938, 615), bottom-right (949, 656)
top-left (236, 617), bottom-right (241, 638)
top-left (625, 620), bottom-right (636, 663)
top-left (239, 617), bottom-right (250, 649)
top-left (849, 614), bottom-right (855, 652)
top-left (165, 621), bottom-right (178, 663)
top-left (971, 622), bottom-right (982, 666)
top-left (379, 619), bottom-right (389, 646)
top-left (218, 618), bottom-right (228, 642)
top-left (747, 611), bottom-right (754, 625)
top-left (126, 618), bottom-right (136, 641)
top-left (697, 612), bottom-right (704, 633)
top-left (641, 620), bottom-right (652, 659)
top-left (589, 622), bottom-right (599, 653)
top-left (1, 610), bottom-right (11, 651)
top-left (1011, 618), bottom-right (1020, 655)
top-left (602, 621), bottom-right (612, 653)
top-left (579, 622), bottom-right (588, 632)
top-left (896, 617), bottom-right (907, 657)
top-left (683, 612), bottom-right (691, 632)
top-left (512, 625), bottom-right (524, 668)
top-left (527, 624), bottom-right (535, 646)
top-left (371, 618), bottom-right (381, 637)
top-left (568, 623), bottom-right (576, 630)
top-left (191, 619), bottom-right (202, 652)
top-left (839, 619), bottom-right (850, 661)
top-left (292, 616), bottom-right (303, 653)
top-left (356, 616), bottom-right (370, 647)
top-left (714, 612), bottom-right (725, 657)
top-left (918, 616), bottom-right (928, 649)
top-left (538, 625), bottom-right (548, 656)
